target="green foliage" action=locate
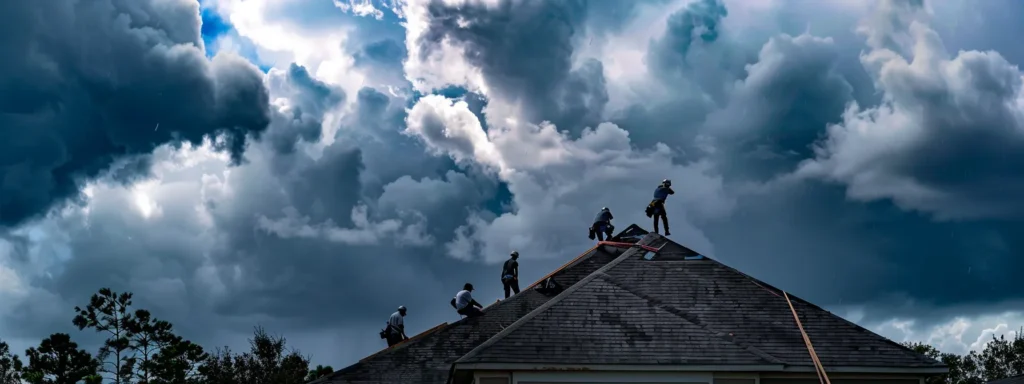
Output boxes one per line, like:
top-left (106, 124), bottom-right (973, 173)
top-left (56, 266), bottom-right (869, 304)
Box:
top-left (22, 333), bottom-right (99, 384)
top-left (197, 327), bottom-right (311, 384)
top-left (305, 365), bottom-right (334, 382)
top-left (0, 340), bottom-right (23, 384)
top-left (902, 328), bottom-right (1024, 384)
top-left (73, 288), bottom-right (136, 384)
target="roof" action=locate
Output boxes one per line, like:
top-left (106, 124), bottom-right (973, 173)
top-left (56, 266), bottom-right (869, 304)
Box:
top-left (319, 224), bottom-right (944, 384)
top-left (990, 375), bottom-right (1024, 384)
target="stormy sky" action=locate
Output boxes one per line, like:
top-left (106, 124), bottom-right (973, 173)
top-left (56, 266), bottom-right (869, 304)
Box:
top-left (2, 0), bottom-right (1023, 368)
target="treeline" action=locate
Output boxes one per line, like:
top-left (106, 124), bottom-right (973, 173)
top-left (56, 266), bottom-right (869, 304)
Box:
top-left (902, 329), bottom-right (1024, 384)
top-left (0, 288), bottom-right (336, 384)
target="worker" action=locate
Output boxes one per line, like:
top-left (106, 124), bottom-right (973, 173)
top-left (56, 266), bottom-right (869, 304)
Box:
top-left (501, 251), bottom-right (520, 299)
top-left (386, 306), bottom-right (408, 347)
top-left (450, 283), bottom-right (484, 318)
top-left (590, 207), bottom-right (614, 241)
top-left (645, 179), bottom-right (675, 235)
top-left (385, 306), bottom-right (409, 346)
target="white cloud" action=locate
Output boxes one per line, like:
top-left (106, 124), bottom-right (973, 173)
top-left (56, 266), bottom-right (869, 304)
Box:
top-left (405, 94), bottom-right (734, 263)
top-left (797, 0), bottom-right (1024, 220)
top-left (256, 204), bottom-right (433, 246)
top-left (868, 310), bottom-right (1024, 355)
top-left (333, 0), bottom-right (384, 19)
top-left (212, 0), bottom-right (367, 98)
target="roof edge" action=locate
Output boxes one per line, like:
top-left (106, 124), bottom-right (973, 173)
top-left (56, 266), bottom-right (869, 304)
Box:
top-left (454, 362), bottom-right (950, 375)
top-left (454, 233), bottom-right (663, 365)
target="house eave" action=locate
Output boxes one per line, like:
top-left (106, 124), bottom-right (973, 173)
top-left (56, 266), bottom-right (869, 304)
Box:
top-left (454, 362), bottom-right (949, 375)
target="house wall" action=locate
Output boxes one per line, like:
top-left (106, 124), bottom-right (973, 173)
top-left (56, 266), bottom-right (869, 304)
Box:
top-left (473, 371), bottom-right (925, 384)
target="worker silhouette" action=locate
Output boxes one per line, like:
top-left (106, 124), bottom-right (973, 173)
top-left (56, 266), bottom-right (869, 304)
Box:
top-left (501, 251), bottom-right (520, 299)
top-left (385, 306), bottom-right (408, 347)
top-left (450, 283), bottom-right (484, 318)
top-left (589, 207), bottom-right (614, 241)
top-left (645, 179), bottom-right (675, 236)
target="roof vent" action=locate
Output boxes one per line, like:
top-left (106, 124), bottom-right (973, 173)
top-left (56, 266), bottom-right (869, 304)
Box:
top-left (642, 241), bottom-right (704, 261)
top-left (612, 224), bottom-right (649, 243)
top-left (535, 277), bottom-right (563, 296)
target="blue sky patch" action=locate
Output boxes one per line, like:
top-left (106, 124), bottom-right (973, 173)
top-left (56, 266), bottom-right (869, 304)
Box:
top-left (199, 2), bottom-right (231, 56)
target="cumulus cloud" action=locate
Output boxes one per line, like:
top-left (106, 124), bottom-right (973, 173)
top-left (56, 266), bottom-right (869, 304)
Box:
top-left (799, 0), bottom-right (1024, 220)
top-left (405, 91), bottom-right (734, 263)
top-left (256, 204), bottom-right (433, 246)
top-left (866, 308), bottom-right (1024, 355)
top-left (0, 0), bottom-right (271, 227)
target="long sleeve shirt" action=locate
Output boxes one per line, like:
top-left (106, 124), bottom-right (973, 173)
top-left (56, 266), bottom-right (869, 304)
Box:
top-left (653, 185), bottom-right (675, 201)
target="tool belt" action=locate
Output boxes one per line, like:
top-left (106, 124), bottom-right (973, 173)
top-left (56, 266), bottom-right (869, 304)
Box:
top-left (645, 200), bottom-right (665, 217)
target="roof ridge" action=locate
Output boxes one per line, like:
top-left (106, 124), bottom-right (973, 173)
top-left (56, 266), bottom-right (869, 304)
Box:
top-left (522, 245), bottom-right (599, 292)
top-left (453, 234), bottom-right (661, 365)
top-left (702, 256), bottom-right (944, 366)
top-left (595, 272), bottom-right (784, 365)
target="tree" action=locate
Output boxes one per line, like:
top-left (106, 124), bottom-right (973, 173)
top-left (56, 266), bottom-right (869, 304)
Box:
top-left (73, 288), bottom-right (137, 384)
top-left (976, 329), bottom-right (1024, 381)
top-left (902, 329), bottom-right (1024, 384)
top-left (196, 348), bottom-right (238, 384)
top-left (22, 333), bottom-right (101, 384)
top-left (0, 340), bottom-right (23, 384)
top-left (305, 365), bottom-right (334, 382)
top-left (149, 337), bottom-right (207, 384)
top-left (197, 327), bottom-right (310, 384)
top-left (129, 309), bottom-right (171, 383)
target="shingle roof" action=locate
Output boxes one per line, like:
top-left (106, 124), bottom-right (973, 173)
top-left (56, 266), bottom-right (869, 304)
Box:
top-left (990, 375), bottom-right (1024, 384)
top-left (319, 224), bottom-right (944, 384)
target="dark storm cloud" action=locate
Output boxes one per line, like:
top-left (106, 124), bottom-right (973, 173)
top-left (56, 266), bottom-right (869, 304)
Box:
top-left (418, 0), bottom-right (612, 134)
top-left (705, 33), bottom-right (853, 181)
top-left (800, 0), bottom-right (1024, 220)
top-left (0, 0), bottom-right (270, 228)
top-left (264, 64), bottom-right (345, 155)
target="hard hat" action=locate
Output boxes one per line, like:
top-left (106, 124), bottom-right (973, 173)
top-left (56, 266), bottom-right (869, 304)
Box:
top-left (510, 251), bottom-right (519, 257)
top-left (662, 179), bottom-right (672, 186)
top-left (398, 305), bottom-right (406, 312)
top-left (601, 207), bottom-right (609, 211)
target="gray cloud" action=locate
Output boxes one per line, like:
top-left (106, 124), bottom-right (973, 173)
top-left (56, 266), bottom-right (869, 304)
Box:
top-left (0, 0), bottom-right (271, 227)
top-left (798, 0), bottom-right (1024, 220)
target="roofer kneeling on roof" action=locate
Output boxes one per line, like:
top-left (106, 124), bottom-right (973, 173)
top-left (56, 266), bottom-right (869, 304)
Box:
top-left (382, 306), bottom-right (408, 347)
top-left (589, 207), bottom-right (614, 241)
top-left (450, 283), bottom-right (484, 318)
top-left (645, 179), bottom-right (675, 236)
top-left (501, 251), bottom-right (520, 299)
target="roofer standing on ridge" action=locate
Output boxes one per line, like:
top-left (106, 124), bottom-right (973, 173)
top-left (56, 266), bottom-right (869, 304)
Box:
top-left (450, 283), bottom-right (484, 318)
top-left (501, 251), bottom-right (520, 299)
top-left (646, 179), bottom-right (675, 236)
top-left (386, 306), bottom-right (408, 347)
top-left (590, 207), bottom-right (614, 241)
